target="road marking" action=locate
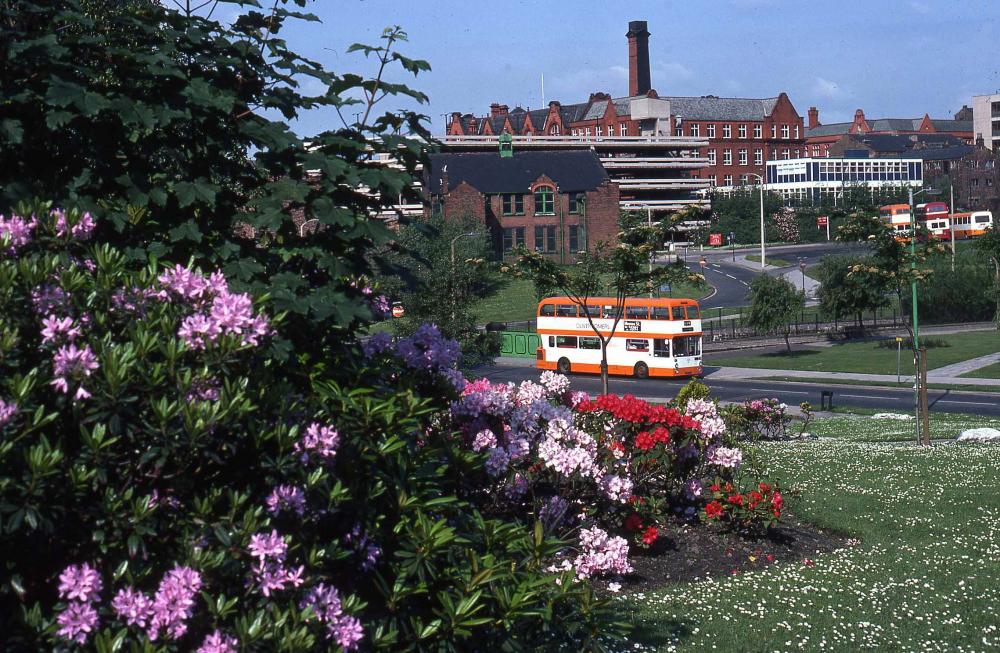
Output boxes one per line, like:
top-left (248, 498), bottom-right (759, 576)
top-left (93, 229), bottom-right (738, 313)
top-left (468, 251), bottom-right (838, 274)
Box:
top-left (725, 274), bottom-right (738, 280)
top-left (936, 399), bottom-right (997, 406)
top-left (748, 388), bottom-right (809, 395)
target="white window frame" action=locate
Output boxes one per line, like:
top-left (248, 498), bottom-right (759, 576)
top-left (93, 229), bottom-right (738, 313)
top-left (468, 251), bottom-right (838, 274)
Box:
top-left (723, 174), bottom-right (733, 186)
top-left (709, 175), bottom-right (717, 186)
top-left (708, 149), bottom-right (716, 165)
top-left (596, 125), bottom-right (602, 137)
top-left (585, 127), bottom-right (591, 136)
top-left (794, 125), bottom-right (800, 139)
top-left (754, 148), bottom-right (763, 165)
top-left (738, 124), bottom-right (747, 138)
top-left (781, 124), bottom-right (790, 139)
top-left (739, 149), bottom-right (748, 165)
top-left (707, 123), bottom-right (716, 138)
top-left (691, 123), bottom-right (700, 137)
top-left (620, 123), bottom-right (627, 136)
top-left (754, 124), bottom-right (762, 139)
top-left (723, 149), bottom-right (732, 165)
top-left (771, 124), bottom-right (777, 138)
top-left (722, 124), bottom-right (732, 139)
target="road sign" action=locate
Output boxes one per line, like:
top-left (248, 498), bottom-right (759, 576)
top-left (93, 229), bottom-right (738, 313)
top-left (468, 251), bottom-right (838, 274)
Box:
top-left (699, 257), bottom-right (707, 269)
top-left (896, 336), bottom-right (903, 343)
top-left (817, 216), bottom-right (829, 227)
top-left (799, 260), bottom-right (807, 271)
top-left (659, 283), bottom-right (672, 293)
top-left (391, 302), bottom-right (405, 318)
top-left (708, 233), bottom-right (723, 246)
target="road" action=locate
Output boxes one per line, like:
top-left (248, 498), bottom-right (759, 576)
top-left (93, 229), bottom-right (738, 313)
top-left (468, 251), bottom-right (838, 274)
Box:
top-left (476, 361), bottom-right (1000, 417)
top-left (675, 242), bottom-right (870, 310)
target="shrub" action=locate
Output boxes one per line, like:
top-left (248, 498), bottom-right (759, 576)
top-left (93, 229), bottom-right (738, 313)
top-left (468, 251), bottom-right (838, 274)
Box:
top-left (673, 379), bottom-right (711, 412)
top-left (702, 480), bottom-right (784, 537)
top-left (0, 205), bottom-right (622, 651)
top-left (726, 398), bottom-right (792, 441)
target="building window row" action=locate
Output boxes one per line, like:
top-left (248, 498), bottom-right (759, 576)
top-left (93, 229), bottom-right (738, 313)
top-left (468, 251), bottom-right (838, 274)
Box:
top-left (723, 149), bottom-right (732, 165)
top-left (502, 193), bottom-right (524, 215)
top-left (535, 225), bottom-right (556, 253)
top-left (502, 226), bottom-right (525, 252)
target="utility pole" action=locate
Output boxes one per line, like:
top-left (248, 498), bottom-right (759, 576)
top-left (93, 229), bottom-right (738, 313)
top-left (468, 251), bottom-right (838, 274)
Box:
top-left (950, 184), bottom-right (956, 272)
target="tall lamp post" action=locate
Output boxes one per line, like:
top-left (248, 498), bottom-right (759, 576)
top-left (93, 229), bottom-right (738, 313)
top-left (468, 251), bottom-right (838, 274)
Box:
top-left (908, 186), bottom-right (939, 445)
top-left (747, 172), bottom-right (766, 269)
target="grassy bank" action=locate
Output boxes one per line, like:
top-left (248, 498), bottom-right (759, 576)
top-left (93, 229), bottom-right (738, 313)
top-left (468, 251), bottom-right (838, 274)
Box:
top-left (624, 412), bottom-right (1000, 651)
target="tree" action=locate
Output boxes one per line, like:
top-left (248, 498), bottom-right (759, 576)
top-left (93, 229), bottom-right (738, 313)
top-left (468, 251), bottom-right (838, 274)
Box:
top-left (974, 225), bottom-right (1000, 329)
top-left (836, 211), bottom-right (945, 341)
top-left (1, 2), bottom-right (430, 354)
top-left (377, 215), bottom-right (503, 365)
top-left (814, 254), bottom-right (889, 327)
top-left (509, 221), bottom-right (705, 394)
top-left (745, 274), bottom-right (805, 353)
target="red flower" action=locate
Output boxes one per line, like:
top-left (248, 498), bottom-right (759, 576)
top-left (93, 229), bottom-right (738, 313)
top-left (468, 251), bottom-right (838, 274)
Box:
top-left (758, 482), bottom-right (772, 493)
top-left (650, 426), bottom-right (671, 444)
top-left (607, 441), bottom-right (625, 454)
top-left (773, 509), bottom-right (781, 519)
top-left (771, 491), bottom-right (783, 511)
top-left (623, 513), bottom-right (643, 532)
top-left (704, 501), bottom-right (724, 519)
top-left (710, 483), bottom-right (720, 493)
top-left (748, 491), bottom-right (763, 509)
top-left (724, 482), bottom-right (733, 493)
top-left (766, 553), bottom-right (775, 562)
top-left (634, 431), bottom-right (656, 451)
top-left (727, 493), bottom-right (744, 506)
top-left (642, 526), bottom-right (659, 545)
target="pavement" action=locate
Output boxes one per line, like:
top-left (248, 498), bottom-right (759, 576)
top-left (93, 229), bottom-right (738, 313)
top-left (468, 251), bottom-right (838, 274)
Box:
top-left (930, 352), bottom-right (1000, 378)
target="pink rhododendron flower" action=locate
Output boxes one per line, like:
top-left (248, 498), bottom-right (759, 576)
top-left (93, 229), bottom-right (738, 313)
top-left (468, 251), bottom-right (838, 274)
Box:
top-left (56, 601), bottom-right (98, 644)
top-left (197, 630), bottom-right (239, 653)
top-left (0, 398), bottom-right (16, 426)
top-left (58, 563), bottom-right (102, 603)
top-left (50, 343), bottom-right (99, 400)
top-left (0, 212), bottom-right (36, 251)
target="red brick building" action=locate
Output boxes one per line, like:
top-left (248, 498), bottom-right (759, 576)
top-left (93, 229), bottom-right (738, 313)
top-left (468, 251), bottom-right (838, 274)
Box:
top-left (424, 149), bottom-right (620, 262)
top-left (446, 20), bottom-right (804, 189)
top-left (805, 107), bottom-right (974, 158)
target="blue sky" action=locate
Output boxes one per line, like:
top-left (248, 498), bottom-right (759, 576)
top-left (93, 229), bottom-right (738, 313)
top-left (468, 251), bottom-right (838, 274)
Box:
top-left (271, 0), bottom-right (1000, 135)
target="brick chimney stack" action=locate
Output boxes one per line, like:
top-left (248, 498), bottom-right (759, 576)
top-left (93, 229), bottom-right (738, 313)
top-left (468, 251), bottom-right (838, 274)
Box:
top-left (490, 103), bottom-right (509, 119)
top-left (808, 106), bottom-right (819, 129)
top-left (626, 20), bottom-right (651, 97)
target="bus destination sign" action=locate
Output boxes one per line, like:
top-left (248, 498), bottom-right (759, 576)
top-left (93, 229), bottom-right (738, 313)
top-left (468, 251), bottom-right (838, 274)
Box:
top-left (623, 320), bottom-right (641, 332)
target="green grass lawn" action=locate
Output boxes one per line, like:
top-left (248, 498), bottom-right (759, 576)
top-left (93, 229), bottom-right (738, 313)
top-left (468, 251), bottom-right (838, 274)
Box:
top-left (623, 412), bottom-right (1000, 651)
top-left (958, 360), bottom-right (1000, 379)
top-left (745, 253), bottom-right (792, 267)
top-left (707, 331), bottom-right (1000, 374)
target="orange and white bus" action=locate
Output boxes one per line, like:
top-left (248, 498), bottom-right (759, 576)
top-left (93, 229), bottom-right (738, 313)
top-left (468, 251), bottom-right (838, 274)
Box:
top-left (880, 204), bottom-right (912, 235)
top-left (915, 202), bottom-right (951, 240)
top-left (535, 296), bottom-right (703, 379)
top-left (950, 210), bottom-right (994, 239)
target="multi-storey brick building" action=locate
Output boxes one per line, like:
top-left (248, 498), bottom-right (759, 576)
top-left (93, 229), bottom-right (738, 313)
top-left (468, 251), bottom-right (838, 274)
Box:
top-left (424, 148), bottom-right (620, 262)
top-left (805, 107), bottom-right (974, 158)
top-left (445, 20), bottom-right (803, 192)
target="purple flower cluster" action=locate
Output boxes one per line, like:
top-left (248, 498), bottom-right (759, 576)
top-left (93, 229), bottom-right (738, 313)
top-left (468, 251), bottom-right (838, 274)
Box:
top-left (53, 209), bottom-right (95, 240)
top-left (197, 630), bottom-right (240, 653)
top-left (50, 343), bottom-right (99, 401)
top-left (41, 314), bottom-right (82, 345)
top-left (186, 378), bottom-right (221, 402)
top-left (32, 284), bottom-right (70, 315)
top-left (111, 566), bottom-right (202, 640)
top-left (395, 324), bottom-right (460, 372)
top-left (370, 294), bottom-right (391, 318)
top-left (158, 264), bottom-right (270, 350)
top-left (294, 422), bottom-right (340, 464)
top-left (55, 563), bottom-right (102, 643)
top-left (248, 530), bottom-right (304, 596)
top-left (0, 398), bottom-right (16, 426)
top-left (0, 212), bottom-right (36, 252)
top-left (266, 484), bottom-right (307, 517)
top-left (301, 584), bottom-right (364, 650)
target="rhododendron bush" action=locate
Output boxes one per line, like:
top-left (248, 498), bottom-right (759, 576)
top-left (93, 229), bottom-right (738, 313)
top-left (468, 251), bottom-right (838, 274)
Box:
top-left (0, 204), bottom-right (623, 651)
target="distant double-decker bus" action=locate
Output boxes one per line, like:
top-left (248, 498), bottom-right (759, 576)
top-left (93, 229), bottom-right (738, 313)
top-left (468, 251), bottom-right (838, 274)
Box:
top-left (950, 210), bottom-right (994, 239)
top-left (915, 202), bottom-right (951, 240)
top-left (535, 296), bottom-right (703, 379)
top-left (879, 204), bottom-right (912, 236)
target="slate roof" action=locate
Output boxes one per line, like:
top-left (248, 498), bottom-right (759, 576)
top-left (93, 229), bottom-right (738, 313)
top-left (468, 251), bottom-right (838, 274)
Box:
top-left (930, 119), bottom-right (972, 132)
top-left (869, 118), bottom-right (920, 132)
top-left (806, 122), bottom-right (853, 137)
top-left (427, 150), bottom-right (609, 194)
top-left (909, 145), bottom-right (974, 161)
top-left (660, 96), bottom-right (779, 121)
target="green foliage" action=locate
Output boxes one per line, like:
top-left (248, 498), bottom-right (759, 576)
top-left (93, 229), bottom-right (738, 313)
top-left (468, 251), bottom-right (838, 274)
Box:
top-left (744, 274), bottom-right (805, 352)
top-left (899, 249), bottom-right (996, 325)
top-left (814, 254), bottom-right (890, 326)
top-left (706, 191), bottom-right (784, 245)
top-left (673, 379), bottom-right (711, 412)
top-left (0, 1), bottom-right (430, 351)
top-left (974, 225), bottom-right (1000, 328)
top-left (376, 215), bottom-right (502, 366)
top-left (0, 215), bottom-right (621, 651)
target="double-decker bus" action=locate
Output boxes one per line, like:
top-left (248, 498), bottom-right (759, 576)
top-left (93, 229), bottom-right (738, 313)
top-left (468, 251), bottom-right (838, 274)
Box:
top-left (879, 204), bottom-right (912, 235)
top-left (950, 211), bottom-right (994, 239)
top-left (535, 296), bottom-right (702, 379)
top-left (915, 202), bottom-right (951, 240)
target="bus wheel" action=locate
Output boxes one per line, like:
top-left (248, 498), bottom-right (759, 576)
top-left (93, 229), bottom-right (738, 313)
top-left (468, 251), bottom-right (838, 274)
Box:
top-left (634, 362), bottom-right (649, 379)
top-left (557, 357), bottom-right (571, 374)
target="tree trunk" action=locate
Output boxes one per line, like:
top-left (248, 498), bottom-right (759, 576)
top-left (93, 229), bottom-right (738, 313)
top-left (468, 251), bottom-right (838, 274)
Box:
top-left (600, 340), bottom-right (609, 396)
top-left (784, 329), bottom-right (791, 353)
top-left (994, 258), bottom-right (1000, 331)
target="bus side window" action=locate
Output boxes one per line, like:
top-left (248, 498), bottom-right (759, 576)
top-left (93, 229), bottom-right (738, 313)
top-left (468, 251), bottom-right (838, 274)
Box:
top-left (548, 336), bottom-right (555, 347)
top-left (556, 304), bottom-right (577, 317)
top-left (671, 306), bottom-right (685, 320)
top-left (653, 339), bottom-right (670, 357)
top-left (556, 336), bottom-right (578, 348)
top-left (626, 306), bottom-right (648, 319)
top-left (579, 337), bottom-right (601, 349)
top-left (540, 304), bottom-right (555, 317)
top-left (626, 339), bottom-right (649, 352)
top-left (602, 305), bottom-right (622, 319)
top-left (652, 306), bottom-right (670, 320)
top-left (686, 305), bottom-right (700, 319)
top-left (582, 304), bottom-right (601, 318)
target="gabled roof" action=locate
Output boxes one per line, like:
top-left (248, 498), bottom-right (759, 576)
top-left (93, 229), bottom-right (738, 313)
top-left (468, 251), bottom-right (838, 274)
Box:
top-left (869, 118), bottom-right (921, 132)
top-left (583, 100), bottom-right (609, 121)
top-left (427, 150), bottom-right (609, 194)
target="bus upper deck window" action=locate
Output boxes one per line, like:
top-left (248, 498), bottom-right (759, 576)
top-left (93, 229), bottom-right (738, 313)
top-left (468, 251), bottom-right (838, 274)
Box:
top-left (652, 306), bottom-right (670, 320)
top-left (540, 304), bottom-right (555, 317)
top-left (556, 304), bottom-right (577, 317)
top-left (582, 305), bottom-right (601, 317)
top-left (671, 306), bottom-right (685, 320)
top-left (686, 305), bottom-right (700, 319)
top-left (602, 305), bottom-right (622, 319)
top-left (977, 215), bottom-right (990, 223)
top-left (626, 306), bottom-right (648, 319)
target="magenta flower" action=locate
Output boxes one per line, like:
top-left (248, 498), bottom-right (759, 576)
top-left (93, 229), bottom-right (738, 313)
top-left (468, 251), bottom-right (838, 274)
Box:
top-left (0, 212), bottom-right (36, 251)
top-left (294, 422), bottom-right (339, 463)
top-left (0, 398), bottom-right (16, 426)
top-left (300, 584), bottom-right (364, 649)
top-left (147, 566), bottom-right (202, 641)
top-left (41, 314), bottom-right (82, 345)
top-left (266, 485), bottom-right (307, 517)
top-left (112, 587), bottom-right (153, 628)
top-left (56, 601), bottom-right (99, 644)
top-left (50, 343), bottom-right (99, 400)
top-left (58, 563), bottom-right (103, 603)
top-left (158, 264), bottom-right (213, 302)
top-left (197, 630), bottom-right (239, 653)
top-left (53, 209), bottom-right (95, 240)
top-left (248, 530), bottom-right (287, 561)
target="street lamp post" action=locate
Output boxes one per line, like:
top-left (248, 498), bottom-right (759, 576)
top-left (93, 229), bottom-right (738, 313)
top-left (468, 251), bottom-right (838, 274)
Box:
top-left (748, 172), bottom-right (766, 269)
top-left (908, 186), bottom-right (939, 445)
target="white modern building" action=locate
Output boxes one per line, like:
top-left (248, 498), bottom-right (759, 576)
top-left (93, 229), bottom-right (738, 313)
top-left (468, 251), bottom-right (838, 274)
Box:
top-left (713, 157), bottom-right (923, 204)
top-left (972, 93), bottom-right (1000, 151)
